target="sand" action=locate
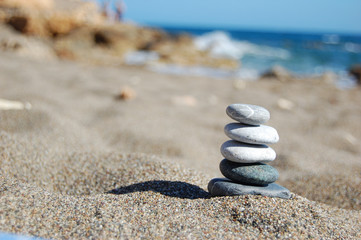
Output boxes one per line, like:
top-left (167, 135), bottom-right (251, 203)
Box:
top-left (0, 52), bottom-right (360, 239)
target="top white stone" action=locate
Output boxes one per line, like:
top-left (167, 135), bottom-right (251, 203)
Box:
top-left (226, 104), bottom-right (270, 125)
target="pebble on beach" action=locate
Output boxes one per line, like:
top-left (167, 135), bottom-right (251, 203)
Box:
top-left (226, 104), bottom-right (270, 125)
top-left (211, 103), bottom-right (291, 199)
top-left (220, 140), bottom-right (276, 163)
top-left (219, 159), bottom-right (279, 186)
top-left (208, 178), bottom-right (291, 199)
top-left (224, 123), bottom-right (279, 145)
top-left (115, 86), bottom-right (137, 101)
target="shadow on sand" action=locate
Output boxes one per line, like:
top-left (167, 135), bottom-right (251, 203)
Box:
top-left (107, 180), bottom-right (210, 199)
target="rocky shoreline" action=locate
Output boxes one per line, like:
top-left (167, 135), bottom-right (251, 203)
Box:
top-left (1, 0), bottom-right (360, 87)
top-left (0, 0), bottom-right (238, 69)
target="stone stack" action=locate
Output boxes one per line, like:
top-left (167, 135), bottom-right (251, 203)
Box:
top-left (208, 103), bottom-right (291, 199)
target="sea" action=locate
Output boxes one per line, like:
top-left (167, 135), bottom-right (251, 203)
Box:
top-left (126, 26), bottom-right (361, 88)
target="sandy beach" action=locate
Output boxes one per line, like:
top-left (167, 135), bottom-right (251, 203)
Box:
top-left (0, 47), bottom-right (360, 238)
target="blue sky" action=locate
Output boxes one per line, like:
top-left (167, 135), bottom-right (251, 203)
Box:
top-left (99, 0), bottom-right (361, 34)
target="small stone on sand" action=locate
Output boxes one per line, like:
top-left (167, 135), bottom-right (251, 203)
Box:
top-left (116, 86), bottom-right (136, 101)
top-left (220, 140), bottom-right (276, 163)
top-left (208, 178), bottom-right (291, 199)
top-left (226, 103), bottom-right (270, 125)
top-left (224, 123), bottom-right (279, 144)
top-left (219, 159), bottom-right (279, 186)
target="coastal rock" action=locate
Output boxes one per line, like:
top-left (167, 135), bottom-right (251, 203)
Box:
top-left (224, 123), bottom-right (279, 144)
top-left (208, 178), bottom-right (291, 199)
top-left (0, 0), bottom-right (240, 69)
top-left (349, 64), bottom-right (361, 85)
top-left (261, 65), bottom-right (292, 82)
top-left (220, 140), bottom-right (276, 163)
top-left (226, 104), bottom-right (270, 125)
top-left (150, 34), bottom-right (239, 70)
top-left (0, 25), bottom-right (56, 60)
top-left (0, 0), bottom-right (102, 37)
top-left (0, 0), bottom-right (54, 10)
top-left (219, 159), bottom-right (279, 185)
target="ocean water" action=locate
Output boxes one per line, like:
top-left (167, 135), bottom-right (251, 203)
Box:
top-left (158, 26), bottom-right (361, 87)
top-left (124, 26), bottom-right (361, 88)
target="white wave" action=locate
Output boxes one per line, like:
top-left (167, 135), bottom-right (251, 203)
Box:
top-left (235, 68), bottom-right (260, 80)
top-left (124, 51), bottom-right (159, 65)
top-left (148, 64), bottom-right (236, 79)
top-left (322, 34), bottom-right (340, 44)
top-left (194, 31), bottom-right (291, 60)
top-left (344, 42), bottom-right (361, 53)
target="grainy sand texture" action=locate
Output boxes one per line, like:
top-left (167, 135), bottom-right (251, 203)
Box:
top-left (0, 50), bottom-right (360, 239)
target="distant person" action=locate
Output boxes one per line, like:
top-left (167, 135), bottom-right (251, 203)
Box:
top-left (114, 0), bottom-right (126, 22)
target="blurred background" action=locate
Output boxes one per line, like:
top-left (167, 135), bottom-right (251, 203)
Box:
top-left (95, 0), bottom-right (361, 87)
top-left (0, 0), bottom-right (360, 88)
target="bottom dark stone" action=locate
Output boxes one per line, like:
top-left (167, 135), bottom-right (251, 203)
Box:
top-left (208, 178), bottom-right (291, 199)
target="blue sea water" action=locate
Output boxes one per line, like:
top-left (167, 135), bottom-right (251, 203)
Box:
top-left (157, 26), bottom-right (361, 85)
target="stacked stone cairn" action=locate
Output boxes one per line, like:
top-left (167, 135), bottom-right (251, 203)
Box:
top-left (208, 103), bottom-right (291, 199)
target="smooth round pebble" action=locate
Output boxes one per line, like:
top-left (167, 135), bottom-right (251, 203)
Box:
top-left (208, 178), bottom-right (291, 199)
top-left (219, 159), bottom-right (279, 186)
top-left (226, 104), bottom-right (270, 125)
top-left (224, 123), bottom-right (279, 144)
top-left (220, 140), bottom-right (276, 163)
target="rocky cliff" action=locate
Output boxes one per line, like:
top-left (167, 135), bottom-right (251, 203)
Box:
top-left (0, 0), bottom-right (238, 69)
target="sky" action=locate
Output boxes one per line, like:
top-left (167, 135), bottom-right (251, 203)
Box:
top-left (98, 0), bottom-right (361, 34)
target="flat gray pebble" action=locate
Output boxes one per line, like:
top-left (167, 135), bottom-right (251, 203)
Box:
top-left (220, 140), bottom-right (276, 163)
top-left (226, 104), bottom-right (270, 125)
top-left (219, 159), bottom-right (279, 185)
top-left (224, 123), bottom-right (279, 144)
top-left (208, 178), bottom-right (291, 199)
